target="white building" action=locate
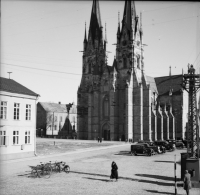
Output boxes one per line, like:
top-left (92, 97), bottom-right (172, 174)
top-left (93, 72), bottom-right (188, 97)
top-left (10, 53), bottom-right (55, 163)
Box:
top-left (0, 77), bottom-right (39, 160)
top-left (37, 102), bottom-right (77, 138)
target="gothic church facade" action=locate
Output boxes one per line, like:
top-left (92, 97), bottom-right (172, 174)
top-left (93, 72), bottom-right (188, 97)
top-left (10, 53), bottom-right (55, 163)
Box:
top-left (77, 0), bottom-right (188, 142)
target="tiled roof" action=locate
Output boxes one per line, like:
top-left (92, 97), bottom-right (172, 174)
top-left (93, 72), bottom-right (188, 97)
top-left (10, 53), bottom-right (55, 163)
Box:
top-left (39, 102), bottom-right (77, 114)
top-left (154, 75), bottom-right (183, 96)
top-left (0, 77), bottom-right (39, 97)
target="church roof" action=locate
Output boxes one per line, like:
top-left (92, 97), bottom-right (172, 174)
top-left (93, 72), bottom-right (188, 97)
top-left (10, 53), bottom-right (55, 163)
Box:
top-left (0, 77), bottom-right (39, 97)
top-left (154, 75), bottom-right (183, 96)
top-left (146, 75), bottom-right (158, 93)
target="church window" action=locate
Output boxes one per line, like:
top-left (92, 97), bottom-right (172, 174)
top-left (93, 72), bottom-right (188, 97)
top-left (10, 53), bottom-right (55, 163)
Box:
top-left (137, 56), bottom-right (140, 68)
top-left (88, 63), bottom-right (91, 73)
top-left (123, 58), bottom-right (127, 68)
top-left (103, 96), bottom-right (109, 117)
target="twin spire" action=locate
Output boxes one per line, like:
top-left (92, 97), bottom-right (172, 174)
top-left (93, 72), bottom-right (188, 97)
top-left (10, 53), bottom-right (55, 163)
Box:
top-left (84, 0), bottom-right (143, 47)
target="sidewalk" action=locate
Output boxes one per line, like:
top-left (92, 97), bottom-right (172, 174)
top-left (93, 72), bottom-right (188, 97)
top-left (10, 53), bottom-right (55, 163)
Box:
top-left (0, 142), bottom-right (129, 164)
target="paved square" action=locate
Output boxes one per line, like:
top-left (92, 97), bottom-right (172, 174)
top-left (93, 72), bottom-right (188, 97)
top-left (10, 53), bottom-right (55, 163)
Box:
top-left (0, 139), bottom-right (200, 195)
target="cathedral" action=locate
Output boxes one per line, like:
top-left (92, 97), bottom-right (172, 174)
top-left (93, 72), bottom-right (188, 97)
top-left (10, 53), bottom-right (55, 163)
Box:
top-left (77, 0), bottom-right (189, 142)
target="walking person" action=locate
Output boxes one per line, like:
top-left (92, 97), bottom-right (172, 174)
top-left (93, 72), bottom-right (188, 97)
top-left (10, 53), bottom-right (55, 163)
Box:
top-left (110, 161), bottom-right (118, 182)
top-left (183, 170), bottom-right (192, 195)
top-left (97, 137), bottom-right (100, 143)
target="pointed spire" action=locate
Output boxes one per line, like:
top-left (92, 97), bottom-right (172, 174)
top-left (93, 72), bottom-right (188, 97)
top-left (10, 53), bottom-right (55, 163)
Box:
top-left (89, 0), bottom-right (102, 44)
top-left (121, 1), bottom-right (136, 39)
top-left (105, 23), bottom-right (107, 43)
top-left (140, 12), bottom-right (143, 38)
top-left (169, 66), bottom-right (173, 96)
top-left (84, 22), bottom-right (87, 43)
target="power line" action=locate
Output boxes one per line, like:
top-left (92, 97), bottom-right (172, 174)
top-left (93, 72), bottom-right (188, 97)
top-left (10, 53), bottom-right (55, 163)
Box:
top-left (2, 57), bottom-right (81, 69)
top-left (193, 52), bottom-right (200, 65)
top-left (145, 15), bottom-right (199, 27)
top-left (1, 62), bottom-right (81, 76)
top-left (141, 2), bottom-right (195, 13)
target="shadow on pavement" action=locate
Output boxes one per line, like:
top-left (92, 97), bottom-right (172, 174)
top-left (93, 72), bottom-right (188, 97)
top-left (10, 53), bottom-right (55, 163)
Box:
top-left (70, 171), bottom-right (181, 187)
top-left (114, 151), bottom-right (132, 156)
top-left (135, 173), bottom-right (181, 182)
top-left (145, 190), bottom-right (174, 194)
top-left (154, 160), bottom-right (181, 165)
top-left (83, 177), bottom-right (110, 182)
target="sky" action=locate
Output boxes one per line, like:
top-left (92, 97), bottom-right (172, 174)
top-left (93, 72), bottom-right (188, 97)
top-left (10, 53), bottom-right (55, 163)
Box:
top-left (1, 0), bottom-right (200, 105)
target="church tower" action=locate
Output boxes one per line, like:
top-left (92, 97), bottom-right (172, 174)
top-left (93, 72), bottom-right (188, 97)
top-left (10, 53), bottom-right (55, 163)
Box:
top-left (77, 0), bottom-right (155, 142)
top-left (77, 0), bottom-right (107, 140)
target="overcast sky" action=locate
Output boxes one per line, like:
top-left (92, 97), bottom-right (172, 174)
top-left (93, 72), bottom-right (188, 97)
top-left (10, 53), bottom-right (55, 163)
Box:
top-left (1, 0), bottom-right (200, 104)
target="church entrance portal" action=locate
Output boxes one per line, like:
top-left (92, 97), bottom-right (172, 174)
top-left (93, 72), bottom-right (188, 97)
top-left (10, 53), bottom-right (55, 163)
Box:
top-left (102, 123), bottom-right (110, 141)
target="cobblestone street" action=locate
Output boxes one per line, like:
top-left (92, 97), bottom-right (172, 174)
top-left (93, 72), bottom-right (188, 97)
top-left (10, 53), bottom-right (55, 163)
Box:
top-left (1, 139), bottom-right (200, 195)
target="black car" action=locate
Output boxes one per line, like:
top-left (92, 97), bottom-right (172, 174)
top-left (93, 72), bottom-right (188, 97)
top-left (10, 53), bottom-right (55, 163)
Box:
top-left (130, 144), bottom-right (154, 156)
top-left (154, 140), bottom-right (174, 151)
top-left (137, 142), bottom-right (160, 154)
top-left (138, 141), bottom-right (166, 154)
top-left (166, 139), bottom-right (184, 149)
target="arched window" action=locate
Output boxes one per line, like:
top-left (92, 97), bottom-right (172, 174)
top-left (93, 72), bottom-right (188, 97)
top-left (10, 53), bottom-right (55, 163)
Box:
top-left (88, 63), bottom-right (91, 73)
top-left (103, 96), bottom-right (109, 117)
top-left (137, 56), bottom-right (140, 68)
top-left (123, 58), bottom-right (127, 68)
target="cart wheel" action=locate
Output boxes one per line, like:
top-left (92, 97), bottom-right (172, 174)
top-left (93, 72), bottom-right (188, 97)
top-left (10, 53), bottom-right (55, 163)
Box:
top-left (64, 165), bottom-right (70, 173)
top-left (40, 167), bottom-right (51, 179)
top-left (55, 165), bottom-right (61, 173)
top-left (31, 169), bottom-right (39, 178)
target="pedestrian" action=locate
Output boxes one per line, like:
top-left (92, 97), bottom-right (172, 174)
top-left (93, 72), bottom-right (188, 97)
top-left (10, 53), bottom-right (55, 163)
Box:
top-left (110, 161), bottom-right (118, 182)
top-left (100, 138), bottom-right (102, 143)
top-left (183, 170), bottom-right (192, 195)
top-left (97, 137), bottom-right (100, 143)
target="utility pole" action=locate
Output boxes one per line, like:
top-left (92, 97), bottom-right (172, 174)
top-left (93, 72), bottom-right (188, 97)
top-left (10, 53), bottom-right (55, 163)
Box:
top-left (52, 112), bottom-right (54, 138)
top-left (182, 64), bottom-right (200, 158)
top-left (182, 64), bottom-right (200, 187)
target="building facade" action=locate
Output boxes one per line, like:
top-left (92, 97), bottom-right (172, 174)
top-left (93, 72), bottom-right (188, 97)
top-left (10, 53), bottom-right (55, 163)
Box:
top-left (0, 77), bottom-right (39, 160)
top-left (77, 0), bottom-right (190, 142)
top-left (36, 102), bottom-right (77, 138)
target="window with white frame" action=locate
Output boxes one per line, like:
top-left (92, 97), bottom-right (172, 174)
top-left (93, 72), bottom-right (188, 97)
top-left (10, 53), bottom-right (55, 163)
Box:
top-left (13, 131), bottom-right (19, 145)
top-left (60, 116), bottom-right (62, 122)
top-left (54, 116), bottom-right (57, 122)
top-left (26, 104), bottom-right (31, 120)
top-left (14, 103), bottom-right (20, 120)
top-left (54, 125), bottom-right (57, 130)
top-left (25, 131), bottom-right (30, 144)
top-left (0, 102), bottom-right (7, 119)
top-left (0, 131), bottom-right (7, 145)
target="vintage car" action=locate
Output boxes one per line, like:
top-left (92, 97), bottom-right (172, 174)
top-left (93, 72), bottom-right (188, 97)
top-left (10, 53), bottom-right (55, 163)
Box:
top-left (138, 141), bottom-right (166, 153)
top-left (130, 144), bottom-right (154, 156)
top-left (166, 139), bottom-right (184, 149)
top-left (154, 140), bottom-right (174, 151)
top-left (137, 142), bottom-right (160, 154)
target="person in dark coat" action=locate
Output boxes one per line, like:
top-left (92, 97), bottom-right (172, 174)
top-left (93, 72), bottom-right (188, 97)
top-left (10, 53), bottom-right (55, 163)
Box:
top-left (183, 170), bottom-right (192, 195)
top-left (110, 161), bottom-right (118, 182)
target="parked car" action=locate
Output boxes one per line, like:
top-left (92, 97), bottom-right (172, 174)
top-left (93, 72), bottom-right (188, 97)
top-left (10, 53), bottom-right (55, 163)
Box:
top-left (138, 141), bottom-right (166, 153)
top-left (137, 142), bottom-right (161, 154)
top-left (166, 139), bottom-right (184, 149)
top-left (130, 144), bottom-right (154, 156)
top-left (154, 140), bottom-right (174, 151)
